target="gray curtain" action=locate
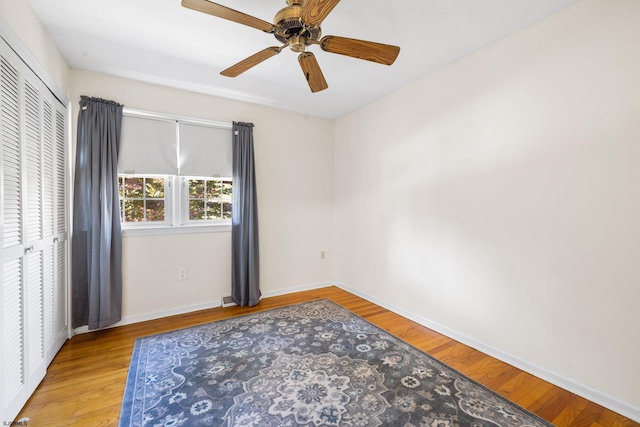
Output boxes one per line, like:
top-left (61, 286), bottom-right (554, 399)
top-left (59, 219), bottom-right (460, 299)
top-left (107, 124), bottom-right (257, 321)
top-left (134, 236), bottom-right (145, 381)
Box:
top-left (231, 122), bottom-right (260, 306)
top-left (72, 96), bottom-right (123, 330)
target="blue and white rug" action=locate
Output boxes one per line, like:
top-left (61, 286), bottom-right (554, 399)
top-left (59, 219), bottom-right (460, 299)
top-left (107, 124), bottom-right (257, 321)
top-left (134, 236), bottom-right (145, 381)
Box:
top-left (119, 299), bottom-right (552, 426)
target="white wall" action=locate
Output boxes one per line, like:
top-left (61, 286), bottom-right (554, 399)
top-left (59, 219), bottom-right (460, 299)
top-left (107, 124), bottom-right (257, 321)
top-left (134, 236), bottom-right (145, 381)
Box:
top-left (70, 70), bottom-right (335, 323)
top-left (335, 0), bottom-right (639, 416)
top-left (0, 0), bottom-right (69, 95)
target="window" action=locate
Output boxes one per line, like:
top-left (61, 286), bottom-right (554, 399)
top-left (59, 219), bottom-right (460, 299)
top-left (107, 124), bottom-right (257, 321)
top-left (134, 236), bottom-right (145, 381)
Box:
top-left (117, 110), bottom-right (233, 232)
top-left (185, 178), bottom-right (233, 222)
top-left (118, 175), bottom-right (169, 224)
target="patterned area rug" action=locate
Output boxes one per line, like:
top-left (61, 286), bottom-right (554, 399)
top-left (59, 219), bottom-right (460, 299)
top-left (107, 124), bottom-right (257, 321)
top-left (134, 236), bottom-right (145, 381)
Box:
top-left (119, 300), bottom-right (553, 426)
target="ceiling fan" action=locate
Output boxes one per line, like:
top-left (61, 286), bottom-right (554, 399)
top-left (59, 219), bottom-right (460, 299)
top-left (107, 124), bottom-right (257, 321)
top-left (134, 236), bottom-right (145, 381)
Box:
top-left (181, 0), bottom-right (401, 92)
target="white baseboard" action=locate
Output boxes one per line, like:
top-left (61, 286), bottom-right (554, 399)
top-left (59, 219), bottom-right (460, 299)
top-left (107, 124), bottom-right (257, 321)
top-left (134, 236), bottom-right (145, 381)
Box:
top-left (334, 281), bottom-right (639, 423)
top-left (73, 281), bottom-right (335, 335)
top-left (73, 300), bottom-right (222, 335)
top-left (260, 281), bottom-right (335, 299)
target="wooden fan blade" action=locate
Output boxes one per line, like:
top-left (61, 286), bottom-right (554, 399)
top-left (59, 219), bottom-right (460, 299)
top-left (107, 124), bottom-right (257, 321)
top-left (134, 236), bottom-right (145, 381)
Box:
top-left (182, 0), bottom-right (275, 33)
top-left (221, 47), bottom-right (282, 77)
top-left (301, 0), bottom-right (341, 27)
top-left (298, 52), bottom-right (328, 93)
top-left (320, 35), bottom-right (400, 65)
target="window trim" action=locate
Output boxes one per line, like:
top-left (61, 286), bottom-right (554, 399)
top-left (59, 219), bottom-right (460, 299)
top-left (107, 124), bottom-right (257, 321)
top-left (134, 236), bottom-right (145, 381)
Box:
top-left (121, 222), bottom-right (231, 237)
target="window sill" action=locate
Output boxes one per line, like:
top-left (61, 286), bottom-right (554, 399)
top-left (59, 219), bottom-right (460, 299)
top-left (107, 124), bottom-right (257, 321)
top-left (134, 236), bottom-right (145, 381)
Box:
top-left (122, 223), bottom-right (231, 237)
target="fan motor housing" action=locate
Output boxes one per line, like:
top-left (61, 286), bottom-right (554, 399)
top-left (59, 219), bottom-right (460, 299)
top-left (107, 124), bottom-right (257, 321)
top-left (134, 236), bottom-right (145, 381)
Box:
top-left (273, 1), bottom-right (321, 45)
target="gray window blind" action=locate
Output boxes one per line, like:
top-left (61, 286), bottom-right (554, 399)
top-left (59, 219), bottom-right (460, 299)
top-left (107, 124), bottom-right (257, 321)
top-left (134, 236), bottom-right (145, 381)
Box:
top-left (179, 123), bottom-right (232, 177)
top-left (118, 115), bottom-right (232, 177)
top-left (118, 115), bottom-right (178, 175)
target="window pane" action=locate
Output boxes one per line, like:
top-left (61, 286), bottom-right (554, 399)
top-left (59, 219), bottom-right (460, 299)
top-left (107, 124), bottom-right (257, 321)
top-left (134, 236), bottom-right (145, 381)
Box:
top-left (185, 178), bottom-right (233, 222)
top-left (220, 181), bottom-right (232, 203)
top-left (146, 178), bottom-right (165, 198)
top-left (124, 177), bottom-right (144, 198)
top-left (119, 175), bottom-right (169, 225)
top-left (221, 180), bottom-right (232, 198)
top-left (146, 200), bottom-right (165, 222)
top-left (124, 199), bottom-right (144, 222)
top-left (189, 200), bottom-right (205, 220)
top-left (207, 201), bottom-right (221, 219)
top-left (222, 202), bottom-right (232, 219)
top-left (189, 179), bottom-right (204, 198)
top-left (206, 180), bottom-right (220, 199)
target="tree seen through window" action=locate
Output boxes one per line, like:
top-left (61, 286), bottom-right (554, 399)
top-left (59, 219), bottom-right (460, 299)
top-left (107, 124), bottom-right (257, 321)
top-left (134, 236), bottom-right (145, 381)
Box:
top-left (118, 176), bottom-right (165, 223)
top-left (188, 179), bottom-right (232, 220)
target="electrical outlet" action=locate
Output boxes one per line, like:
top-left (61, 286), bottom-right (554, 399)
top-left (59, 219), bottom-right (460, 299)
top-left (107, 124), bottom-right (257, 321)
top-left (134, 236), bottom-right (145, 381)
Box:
top-left (320, 251), bottom-right (325, 259)
top-left (178, 267), bottom-right (188, 281)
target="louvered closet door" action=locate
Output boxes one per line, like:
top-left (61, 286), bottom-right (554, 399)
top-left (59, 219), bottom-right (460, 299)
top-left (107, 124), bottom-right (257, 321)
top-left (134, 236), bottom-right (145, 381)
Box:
top-left (42, 101), bottom-right (56, 360)
top-left (1, 43), bottom-right (30, 422)
top-left (0, 37), bottom-right (68, 421)
top-left (23, 76), bottom-right (47, 389)
top-left (51, 101), bottom-right (68, 360)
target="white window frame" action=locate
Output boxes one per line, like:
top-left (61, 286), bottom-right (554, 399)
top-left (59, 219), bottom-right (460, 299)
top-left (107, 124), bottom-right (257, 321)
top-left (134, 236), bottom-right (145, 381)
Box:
top-left (119, 108), bottom-right (233, 237)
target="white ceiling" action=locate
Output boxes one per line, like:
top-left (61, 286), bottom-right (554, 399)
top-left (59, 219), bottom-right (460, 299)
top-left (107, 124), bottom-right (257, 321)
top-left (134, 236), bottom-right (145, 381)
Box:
top-left (27, 0), bottom-right (582, 119)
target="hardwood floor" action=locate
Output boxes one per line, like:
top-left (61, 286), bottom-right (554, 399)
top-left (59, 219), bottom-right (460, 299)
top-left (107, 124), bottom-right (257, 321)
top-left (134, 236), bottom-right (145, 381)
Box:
top-left (17, 286), bottom-right (638, 426)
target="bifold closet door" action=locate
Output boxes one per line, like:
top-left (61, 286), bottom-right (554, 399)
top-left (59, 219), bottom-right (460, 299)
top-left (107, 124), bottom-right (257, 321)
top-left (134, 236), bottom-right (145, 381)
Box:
top-left (1, 41), bottom-right (33, 422)
top-left (40, 92), bottom-right (68, 364)
top-left (51, 103), bottom-right (68, 362)
top-left (0, 37), bottom-right (68, 422)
